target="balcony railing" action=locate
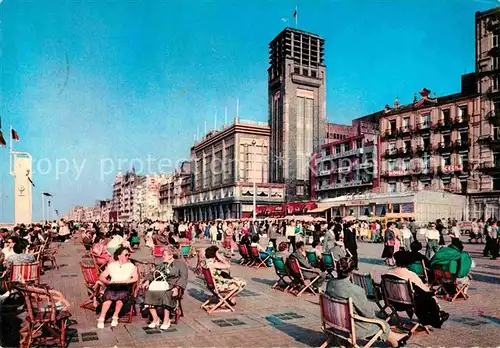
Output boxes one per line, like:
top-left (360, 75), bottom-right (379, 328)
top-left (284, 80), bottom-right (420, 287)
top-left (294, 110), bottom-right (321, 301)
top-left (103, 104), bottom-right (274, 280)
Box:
top-left (399, 126), bottom-right (412, 136)
top-left (477, 135), bottom-right (500, 149)
top-left (414, 144), bottom-right (433, 156)
top-left (381, 169), bottom-right (411, 178)
top-left (452, 115), bottom-right (469, 129)
top-left (318, 148), bottom-right (363, 161)
top-left (432, 119), bottom-right (452, 132)
top-left (435, 142), bottom-right (453, 153)
top-left (453, 140), bottom-right (469, 152)
top-left (381, 129), bottom-right (398, 140)
top-left (315, 169), bottom-right (331, 177)
top-left (316, 179), bottom-right (373, 191)
top-left (415, 121), bottom-right (432, 133)
top-left (477, 161), bottom-right (500, 174)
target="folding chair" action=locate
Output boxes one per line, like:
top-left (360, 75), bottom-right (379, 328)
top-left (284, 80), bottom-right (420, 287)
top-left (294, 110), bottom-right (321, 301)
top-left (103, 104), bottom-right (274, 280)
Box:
top-left (319, 293), bottom-right (388, 348)
top-left (321, 252), bottom-right (337, 278)
top-left (430, 268), bottom-right (469, 302)
top-left (287, 257), bottom-right (321, 297)
top-left (408, 260), bottom-right (429, 284)
top-left (380, 274), bottom-right (430, 334)
top-left (90, 252), bottom-right (106, 274)
top-left (10, 262), bottom-right (41, 285)
top-left (16, 283), bottom-right (72, 348)
top-left (200, 267), bottom-right (242, 314)
top-left (178, 244), bottom-right (192, 265)
top-left (194, 247), bottom-right (206, 275)
top-left (79, 262), bottom-right (102, 311)
top-left (41, 244), bottom-right (60, 270)
top-left (306, 250), bottom-right (319, 268)
top-left (249, 246), bottom-right (271, 268)
top-left (351, 271), bottom-right (388, 315)
top-left (271, 256), bottom-right (293, 291)
top-left (237, 244), bottom-right (252, 265)
top-left (117, 277), bottom-right (140, 323)
top-left (152, 245), bottom-right (165, 258)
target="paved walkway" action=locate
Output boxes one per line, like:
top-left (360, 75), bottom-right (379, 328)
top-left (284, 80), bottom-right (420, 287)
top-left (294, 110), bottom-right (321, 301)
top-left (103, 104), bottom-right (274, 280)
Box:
top-left (5, 236), bottom-right (500, 347)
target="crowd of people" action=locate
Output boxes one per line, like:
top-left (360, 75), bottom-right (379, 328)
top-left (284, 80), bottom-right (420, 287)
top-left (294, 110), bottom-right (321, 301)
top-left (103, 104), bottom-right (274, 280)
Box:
top-left (0, 214), bottom-right (496, 346)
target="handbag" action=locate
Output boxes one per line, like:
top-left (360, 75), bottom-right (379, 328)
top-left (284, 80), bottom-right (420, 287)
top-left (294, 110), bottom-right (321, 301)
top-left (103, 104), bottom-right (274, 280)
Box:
top-left (387, 240), bottom-right (395, 247)
top-left (148, 270), bottom-right (170, 292)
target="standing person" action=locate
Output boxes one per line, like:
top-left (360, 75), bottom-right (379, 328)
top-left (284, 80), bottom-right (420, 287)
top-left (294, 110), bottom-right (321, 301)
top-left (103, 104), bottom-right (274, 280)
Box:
top-left (286, 221), bottom-right (297, 253)
top-left (382, 222), bottom-right (396, 266)
top-left (425, 222), bottom-right (440, 260)
top-left (400, 222), bottom-right (413, 251)
top-left (222, 222), bottom-right (234, 257)
top-left (436, 219), bottom-right (446, 246)
top-left (268, 223), bottom-right (279, 253)
top-left (409, 218), bottom-right (417, 241)
top-left (343, 221), bottom-right (358, 270)
top-left (209, 222), bottom-right (217, 245)
top-left (323, 222), bottom-right (336, 252)
top-left (483, 220), bottom-right (499, 260)
top-left (449, 221), bottom-right (461, 243)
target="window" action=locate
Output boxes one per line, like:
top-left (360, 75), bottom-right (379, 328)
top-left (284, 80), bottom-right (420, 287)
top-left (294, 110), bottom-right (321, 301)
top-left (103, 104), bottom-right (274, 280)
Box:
top-left (458, 105), bottom-right (468, 120)
top-left (442, 154), bottom-right (451, 166)
top-left (388, 160), bottom-right (396, 171)
top-left (388, 183), bottom-right (397, 193)
top-left (294, 67), bottom-right (300, 74)
top-left (493, 126), bottom-right (500, 140)
top-left (403, 117), bottom-right (410, 128)
top-left (296, 185), bottom-right (304, 195)
top-left (494, 177), bottom-right (500, 191)
top-left (423, 136), bottom-right (430, 149)
top-left (494, 56), bottom-right (499, 70)
top-left (389, 142), bottom-right (396, 154)
top-left (390, 120), bottom-right (397, 133)
top-left (325, 147), bottom-right (331, 156)
top-left (443, 134), bottom-right (451, 146)
top-left (442, 109), bottom-right (451, 123)
top-left (403, 159), bottom-right (410, 171)
top-left (311, 70), bottom-right (317, 78)
top-left (493, 34), bottom-right (499, 48)
top-left (423, 158), bottom-right (430, 169)
top-left (460, 131), bottom-right (468, 144)
top-left (356, 139), bottom-right (362, 149)
top-left (421, 114), bottom-right (431, 127)
top-left (302, 69), bottom-right (308, 76)
top-left (494, 76), bottom-right (499, 91)
top-left (494, 152), bottom-right (500, 166)
top-left (404, 140), bottom-right (411, 152)
top-left (335, 144), bottom-right (341, 154)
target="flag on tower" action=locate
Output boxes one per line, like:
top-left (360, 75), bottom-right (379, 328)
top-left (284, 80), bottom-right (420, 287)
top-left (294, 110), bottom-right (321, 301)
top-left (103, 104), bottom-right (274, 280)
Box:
top-left (11, 129), bottom-right (19, 141)
top-left (293, 8), bottom-right (297, 18)
top-left (0, 131), bottom-right (6, 147)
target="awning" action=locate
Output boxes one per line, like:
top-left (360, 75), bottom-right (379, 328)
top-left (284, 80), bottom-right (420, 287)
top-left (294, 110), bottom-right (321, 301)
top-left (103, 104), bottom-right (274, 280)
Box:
top-left (308, 203), bottom-right (335, 213)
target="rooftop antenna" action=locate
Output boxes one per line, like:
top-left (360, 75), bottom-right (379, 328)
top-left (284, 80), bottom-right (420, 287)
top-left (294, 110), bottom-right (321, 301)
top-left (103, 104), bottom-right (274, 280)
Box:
top-left (214, 112), bottom-right (217, 130)
top-left (236, 98), bottom-right (239, 119)
top-left (224, 106), bottom-right (228, 126)
top-left (204, 120), bottom-right (207, 136)
top-left (196, 126), bottom-right (199, 141)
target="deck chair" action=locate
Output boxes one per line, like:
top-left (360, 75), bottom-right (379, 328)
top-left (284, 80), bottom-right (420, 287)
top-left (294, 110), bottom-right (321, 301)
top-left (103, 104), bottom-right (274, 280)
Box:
top-left (200, 267), bottom-right (242, 314)
top-left (89, 252), bottom-right (106, 274)
top-left (178, 244), bottom-right (192, 265)
top-left (319, 293), bottom-right (387, 348)
top-left (430, 268), bottom-right (469, 302)
top-left (194, 247), bottom-right (206, 275)
top-left (16, 283), bottom-right (72, 348)
top-left (321, 252), bottom-right (337, 278)
top-left (10, 262), bottom-right (41, 285)
top-left (351, 271), bottom-right (387, 314)
top-left (237, 244), bottom-right (252, 265)
top-left (152, 245), bottom-right (165, 258)
top-left (249, 245), bottom-right (271, 268)
top-left (271, 256), bottom-right (293, 291)
top-left (306, 250), bottom-right (319, 268)
top-left (408, 260), bottom-right (429, 284)
top-left (380, 274), bottom-right (430, 334)
top-left (41, 244), bottom-right (60, 270)
top-left (287, 257), bottom-right (321, 297)
top-left (79, 262), bottom-right (102, 311)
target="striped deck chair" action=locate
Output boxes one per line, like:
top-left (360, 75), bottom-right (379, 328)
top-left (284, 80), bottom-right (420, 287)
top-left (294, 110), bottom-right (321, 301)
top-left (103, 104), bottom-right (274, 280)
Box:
top-left (380, 274), bottom-right (430, 334)
top-left (200, 267), bottom-right (242, 314)
top-left (152, 245), bottom-right (165, 258)
top-left (287, 257), bottom-right (321, 297)
top-left (237, 244), bottom-right (252, 265)
top-left (351, 271), bottom-right (388, 315)
top-left (271, 256), bottom-right (293, 291)
top-left (10, 262), bottom-right (41, 285)
top-left (321, 252), bottom-right (337, 278)
top-left (79, 262), bottom-right (102, 311)
top-left (306, 251), bottom-right (319, 268)
top-left (319, 293), bottom-right (387, 348)
top-left (431, 268), bottom-right (469, 302)
top-left (249, 246), bottom-right (271, 268)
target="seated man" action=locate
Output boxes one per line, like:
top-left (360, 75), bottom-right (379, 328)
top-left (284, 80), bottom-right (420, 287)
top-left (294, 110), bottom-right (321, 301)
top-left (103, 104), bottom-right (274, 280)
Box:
top-left (385, 251), bottom-right (449, 329)
top-left (289, 241), bottom-right (325, 287)
top-left (328, 235), bottom-right (347, 260)
top-left (430, 239), bottom-right (474, 295)
top-left (306, 241), bottom-right (322, 260)
top-left (6, 242), bottom-right (36, 266)
top-left (407, 241), bottom-right (432, 282)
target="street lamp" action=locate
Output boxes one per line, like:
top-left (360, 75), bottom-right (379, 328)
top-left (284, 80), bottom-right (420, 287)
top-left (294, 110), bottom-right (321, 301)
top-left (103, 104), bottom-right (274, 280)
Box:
top-left (251, 139), bottom-right (257, 222)
top-left (42, 192), bottom-right (53, 223)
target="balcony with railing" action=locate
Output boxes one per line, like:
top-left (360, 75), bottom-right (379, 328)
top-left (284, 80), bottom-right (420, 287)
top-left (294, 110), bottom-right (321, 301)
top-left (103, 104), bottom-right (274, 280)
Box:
top-left (398, 125), bottom-right (413, 137)
top-left (315, 168), bottom-right (332, 177)
top-left (381, 129), bottom-right (398, 140)
top-left (432, 119), bottom-right (452, 132)
top-left (477, 134), bottom-right (500, 149)
top-left (451, 115), bottom-right (469, 129)
top-left (415, 121), bottom-right (432, 134)
top-left (383, 148), bottom-right (401, 159)
top-left (453, 139), bottom-right (469, 152)
top-left (435, 141), bottom-right (453, 154)
top-left (317, 147), bottom-right (364, 162)
top-left (316, 179), bottom-right (373, 191)
top-left (414, 143), bottom-right (433, 156)
top-left (380, 169), bottom-right (412, 178)
top-left (477, 161), bottom-right (500, 174)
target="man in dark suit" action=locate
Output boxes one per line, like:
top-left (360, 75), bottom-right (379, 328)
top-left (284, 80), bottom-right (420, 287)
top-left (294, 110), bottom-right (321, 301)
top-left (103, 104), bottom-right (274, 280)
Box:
top-left (343, 221), bottom-right (358, 270)
top-left (289, 241), bottom-right (325, 286)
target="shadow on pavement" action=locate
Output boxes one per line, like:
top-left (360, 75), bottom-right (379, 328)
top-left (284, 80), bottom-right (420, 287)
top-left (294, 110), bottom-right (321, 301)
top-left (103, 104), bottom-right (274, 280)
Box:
top-left (471, 272), bottom-right (500, 285)
top-left (187, 288), bottom-right (209, 303)
top-left (359, 257), bottom-right (386, 266)
top-left (270, 322), bottom-right (326, 347)
top-left (251, 277), bottom-right (276, 287)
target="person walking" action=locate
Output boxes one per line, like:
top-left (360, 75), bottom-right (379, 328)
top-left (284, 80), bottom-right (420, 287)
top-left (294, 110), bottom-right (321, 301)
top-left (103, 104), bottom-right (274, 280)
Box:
top-left (343, 221), bottom-right (358, 269)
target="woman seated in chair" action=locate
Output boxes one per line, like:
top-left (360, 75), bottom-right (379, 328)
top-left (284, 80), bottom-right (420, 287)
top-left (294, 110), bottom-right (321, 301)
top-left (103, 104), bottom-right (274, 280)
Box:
top-left (250, 235), bottom-right (272, 266)
top-left (144, 245), bottom-right (188, 330)
top-left (384, 251), bottom-right (449, 328)
top-left (324, 257), bottom-right (410, 347)
top-left (430, 239), bottom-right (474, 295)
top-left (91, 235), bottom-right (112, 266)
top-left (97, 247), bottom-right (138, 329)
top-left (128, 230), bottom-right (141, 249)
top-left (204, 246), bottom-right (246, 304)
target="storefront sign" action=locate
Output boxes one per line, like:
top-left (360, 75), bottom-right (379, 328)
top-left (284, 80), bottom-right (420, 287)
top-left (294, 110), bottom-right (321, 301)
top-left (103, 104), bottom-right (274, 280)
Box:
top-left (401, 203), bottom-right (414, 213)
top-left (389, 170), bottom-right (409, 176)
top-left (443, 164), bottom-right (463, 173)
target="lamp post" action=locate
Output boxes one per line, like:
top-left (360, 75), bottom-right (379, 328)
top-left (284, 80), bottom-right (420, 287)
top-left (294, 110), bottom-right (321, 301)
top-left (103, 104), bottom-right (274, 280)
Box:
top-left (41, 194), bottom-right (45, 223)
top-left (251, 140), bottom-right (257, 222)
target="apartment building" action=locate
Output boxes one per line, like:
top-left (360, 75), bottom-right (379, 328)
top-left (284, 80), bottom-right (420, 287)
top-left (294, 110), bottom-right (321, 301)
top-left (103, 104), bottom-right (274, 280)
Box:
top-left (132, 174), bottom-right (171, 221)
top-left (471, 8), bottom-right (500, 219)
top-left (174, 119), bottom-right (285, 221)
top-left (378, 83), bottom-right (478, 195)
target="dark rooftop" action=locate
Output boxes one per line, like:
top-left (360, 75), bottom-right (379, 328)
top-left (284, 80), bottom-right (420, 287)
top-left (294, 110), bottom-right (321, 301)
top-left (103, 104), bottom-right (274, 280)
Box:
top-left (269, 27), bottom-right (324, 44)
top-left (476, 7), bottom-right (500, 19)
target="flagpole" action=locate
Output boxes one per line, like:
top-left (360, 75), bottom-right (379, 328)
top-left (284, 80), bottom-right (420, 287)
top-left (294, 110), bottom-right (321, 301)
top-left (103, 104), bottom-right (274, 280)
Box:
top-left (9, 125), bottom-right (12, 176)
top-left (295, 5), bottom-right (298, 28)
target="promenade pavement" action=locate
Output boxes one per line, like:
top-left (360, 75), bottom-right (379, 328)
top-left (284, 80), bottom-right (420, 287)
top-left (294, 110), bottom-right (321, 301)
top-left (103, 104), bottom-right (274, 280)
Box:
top-left (4, 235), bottom-right (499, 347)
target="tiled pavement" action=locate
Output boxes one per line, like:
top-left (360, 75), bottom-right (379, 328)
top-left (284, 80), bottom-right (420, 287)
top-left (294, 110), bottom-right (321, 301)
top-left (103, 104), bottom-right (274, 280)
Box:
top-left (5, 236), bottom-right (500, 347)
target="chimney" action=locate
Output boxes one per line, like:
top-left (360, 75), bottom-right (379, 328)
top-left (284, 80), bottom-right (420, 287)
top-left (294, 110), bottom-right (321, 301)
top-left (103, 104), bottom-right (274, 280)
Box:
top-left (393, 97), bottom-right (400, 109)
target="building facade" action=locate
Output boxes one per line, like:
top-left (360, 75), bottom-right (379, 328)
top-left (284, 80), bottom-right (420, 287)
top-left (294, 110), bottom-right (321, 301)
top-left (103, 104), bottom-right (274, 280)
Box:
top-left (173, 119), bottom-right (285, 221)
top-left (131, 174), bottom-right (171, 221)
top-left (471, 8), bottom-right (500, 219)
top-left (325, 123), bottom-right (358, 143)
top-left (378, 85), bottom-right (478, 196)
top-left (268, 28), bottom-right (326, 200)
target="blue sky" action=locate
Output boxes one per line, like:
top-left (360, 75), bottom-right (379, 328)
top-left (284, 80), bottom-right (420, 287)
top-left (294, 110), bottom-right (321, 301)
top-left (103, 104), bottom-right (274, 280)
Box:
top-left (0, 0), bottom-right (496, 221)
